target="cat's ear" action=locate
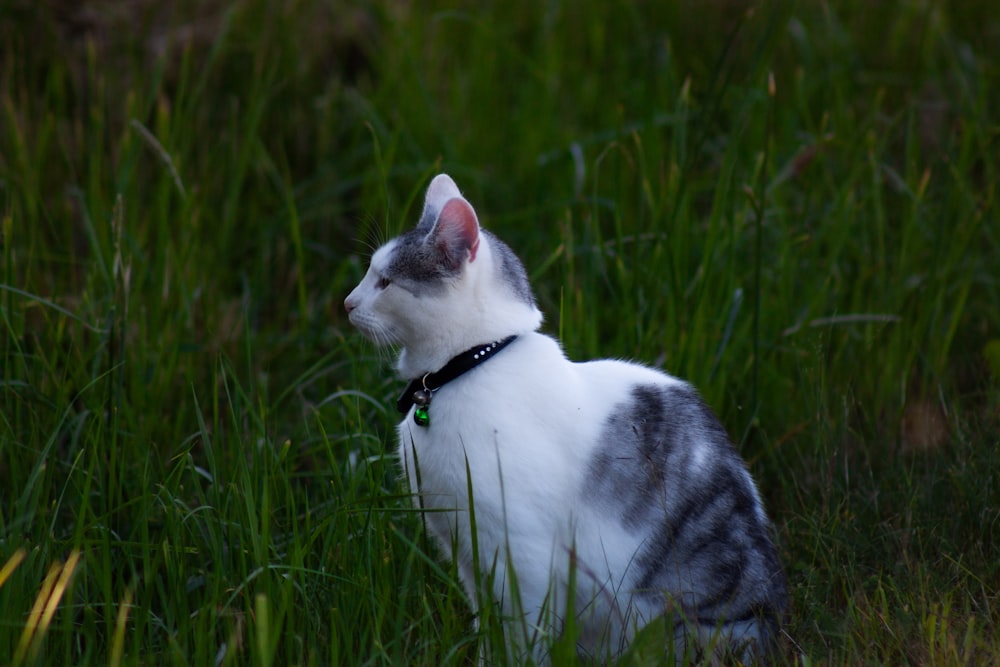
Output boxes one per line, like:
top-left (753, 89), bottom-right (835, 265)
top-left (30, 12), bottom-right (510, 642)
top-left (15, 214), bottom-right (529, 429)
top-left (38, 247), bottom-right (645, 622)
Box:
top-left (424, 174), bottom-right (461, 210)
top-left (420, 174), bottom-right (480, 269)
top-left (418, 174), bottom-right (462, 230)
top-left (429, 197), bottom-right (480, 269)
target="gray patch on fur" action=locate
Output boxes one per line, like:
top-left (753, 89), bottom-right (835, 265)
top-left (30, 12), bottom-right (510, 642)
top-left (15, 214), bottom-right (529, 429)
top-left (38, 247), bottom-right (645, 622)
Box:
top-left (384, 225), bottom-right (537, 307)
top-left (385, 227), bottom-right (457, 291)
top-left (585, 383), bottom-right (787, 642)
top-left (482, 229), bottom-right (537, 308)
top-left (586, 384), bottom-right (730, 529)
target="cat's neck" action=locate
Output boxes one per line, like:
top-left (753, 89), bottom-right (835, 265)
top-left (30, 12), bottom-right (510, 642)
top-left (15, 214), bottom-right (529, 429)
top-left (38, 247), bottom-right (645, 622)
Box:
top-left (394, 236), bottom-right (542, 378)
top-left (395, 312), bottom-right (539, 378)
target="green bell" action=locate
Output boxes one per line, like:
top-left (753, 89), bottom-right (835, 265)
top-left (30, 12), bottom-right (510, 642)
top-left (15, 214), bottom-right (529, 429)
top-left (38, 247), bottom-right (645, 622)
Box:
top-left (413, 405), bottom-right (430, 427)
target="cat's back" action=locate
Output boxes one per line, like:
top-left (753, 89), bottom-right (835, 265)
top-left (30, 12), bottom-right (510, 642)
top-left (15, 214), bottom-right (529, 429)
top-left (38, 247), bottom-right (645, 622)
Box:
top-left (409, 335), bottom-right (730, 466)
top-left (443, 336), bottom-right (694, 442)
top-left (575, 354), bottom-right (687, 396)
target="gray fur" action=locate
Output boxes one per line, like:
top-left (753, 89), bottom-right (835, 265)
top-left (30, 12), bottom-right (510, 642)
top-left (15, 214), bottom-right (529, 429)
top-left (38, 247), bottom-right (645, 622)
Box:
top-left (386, 226), bottom-right (459, 289)
top-left (481, 229), bottom-right (538, 308)
top-left (586, 383), bottom-right (787, 653)
top-left (386, 225), bottom-right (537, 308)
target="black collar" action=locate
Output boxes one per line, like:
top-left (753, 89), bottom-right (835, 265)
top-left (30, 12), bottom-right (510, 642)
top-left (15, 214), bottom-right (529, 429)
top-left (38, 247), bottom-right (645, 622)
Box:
top-left (396, 335), bottom-right (518, 414)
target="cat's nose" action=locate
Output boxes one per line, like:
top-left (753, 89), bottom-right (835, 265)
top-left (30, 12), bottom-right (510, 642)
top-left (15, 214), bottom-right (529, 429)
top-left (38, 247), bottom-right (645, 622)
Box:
top-left (344, 295), bottom-right (357, 313)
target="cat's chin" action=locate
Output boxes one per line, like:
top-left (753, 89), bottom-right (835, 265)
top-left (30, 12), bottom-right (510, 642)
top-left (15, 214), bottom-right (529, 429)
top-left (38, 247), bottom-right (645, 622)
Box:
top-left (348, 315), bottom-right (396, 347)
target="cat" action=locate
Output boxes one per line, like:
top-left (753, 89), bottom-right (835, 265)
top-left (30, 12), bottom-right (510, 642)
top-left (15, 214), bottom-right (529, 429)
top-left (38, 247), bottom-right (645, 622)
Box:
top-left (344, 174), bottom-right (788, 663)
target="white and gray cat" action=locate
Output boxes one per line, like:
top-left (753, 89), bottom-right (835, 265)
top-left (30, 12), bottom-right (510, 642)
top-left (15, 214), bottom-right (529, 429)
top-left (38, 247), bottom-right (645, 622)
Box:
top-left (345, 174), bottom-right (787, 663)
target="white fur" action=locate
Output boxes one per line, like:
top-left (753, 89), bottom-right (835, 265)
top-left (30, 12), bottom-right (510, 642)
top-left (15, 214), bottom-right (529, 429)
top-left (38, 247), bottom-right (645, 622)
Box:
top-left (346, 174), bottom-right (780, 662)
top-left (397, 332), bottom-right (691, 658)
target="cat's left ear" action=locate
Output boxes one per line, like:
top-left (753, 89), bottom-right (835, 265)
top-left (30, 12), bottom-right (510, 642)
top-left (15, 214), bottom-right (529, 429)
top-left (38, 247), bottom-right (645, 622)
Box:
top-left (430, 198), bottom-right (481, 269)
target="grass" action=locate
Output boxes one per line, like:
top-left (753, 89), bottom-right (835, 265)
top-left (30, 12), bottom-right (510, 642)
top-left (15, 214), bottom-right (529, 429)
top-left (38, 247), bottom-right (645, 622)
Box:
top-left (1, 1), bottom-right (998, 664)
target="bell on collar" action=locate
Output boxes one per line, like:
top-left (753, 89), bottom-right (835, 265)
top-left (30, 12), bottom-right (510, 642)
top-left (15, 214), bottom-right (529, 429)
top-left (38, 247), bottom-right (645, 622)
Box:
top-left (412, 388), bottom-right (432, 406)
top-left (413, 405), bottom-right (430, 426)
top-left (412, 388), bottom-right (432, 426)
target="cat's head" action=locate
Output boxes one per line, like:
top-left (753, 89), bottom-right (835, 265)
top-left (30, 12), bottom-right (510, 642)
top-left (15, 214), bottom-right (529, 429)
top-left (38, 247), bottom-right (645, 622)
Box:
top-left (345, 174), bottom-right (542, 377)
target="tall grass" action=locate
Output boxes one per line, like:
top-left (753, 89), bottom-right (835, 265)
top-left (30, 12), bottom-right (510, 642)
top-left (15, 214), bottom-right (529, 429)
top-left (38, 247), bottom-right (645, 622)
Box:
top-left (1, 1), bottom-right (998, 664)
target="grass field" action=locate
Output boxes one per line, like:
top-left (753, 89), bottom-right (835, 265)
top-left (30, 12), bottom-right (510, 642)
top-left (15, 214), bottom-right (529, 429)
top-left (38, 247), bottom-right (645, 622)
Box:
top-left (1, 1), bottom-right (998, 665)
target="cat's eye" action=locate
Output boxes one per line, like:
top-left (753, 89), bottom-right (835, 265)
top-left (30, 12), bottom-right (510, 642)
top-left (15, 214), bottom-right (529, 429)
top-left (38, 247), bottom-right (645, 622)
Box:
top-left (376, 275), bottom-right (391, 290)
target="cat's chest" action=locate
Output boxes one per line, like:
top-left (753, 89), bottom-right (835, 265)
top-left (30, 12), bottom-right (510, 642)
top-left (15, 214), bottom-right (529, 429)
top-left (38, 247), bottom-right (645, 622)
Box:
top-left (401, 368), bottom-right (586, 449)
top-left (396, 338), bottom-right (596, 495)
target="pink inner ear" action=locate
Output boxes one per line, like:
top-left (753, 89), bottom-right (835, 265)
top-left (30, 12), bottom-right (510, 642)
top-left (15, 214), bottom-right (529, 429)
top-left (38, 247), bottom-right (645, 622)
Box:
top-left (438, 198), bottom-right (480, 264)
